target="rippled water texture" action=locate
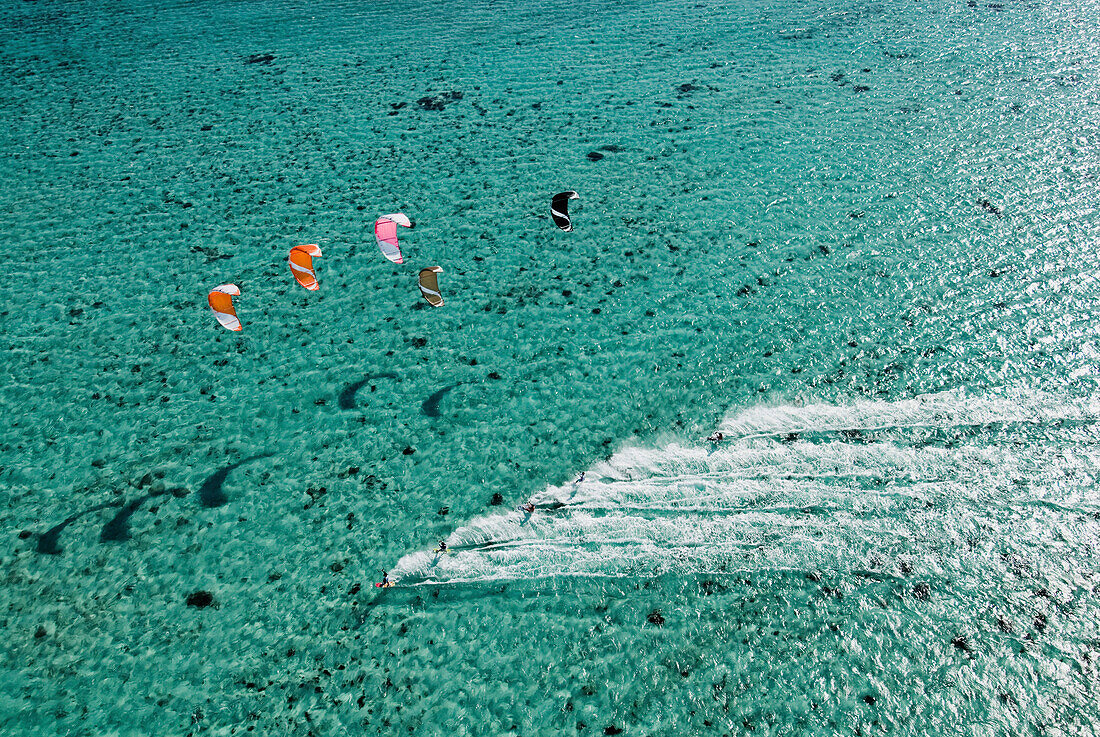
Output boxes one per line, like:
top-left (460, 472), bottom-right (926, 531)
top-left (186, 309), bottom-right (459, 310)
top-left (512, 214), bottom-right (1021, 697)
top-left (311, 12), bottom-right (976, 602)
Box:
top-left (2, 0), bottom-right (1100, 734)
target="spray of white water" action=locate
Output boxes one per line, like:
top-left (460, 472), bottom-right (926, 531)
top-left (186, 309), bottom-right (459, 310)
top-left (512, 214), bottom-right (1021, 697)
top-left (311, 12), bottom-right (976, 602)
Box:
top-left (391, 390), bottom-right (1100, 585)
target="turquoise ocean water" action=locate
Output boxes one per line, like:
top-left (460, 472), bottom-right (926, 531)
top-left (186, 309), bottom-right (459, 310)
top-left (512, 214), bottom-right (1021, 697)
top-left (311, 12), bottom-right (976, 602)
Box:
top-left (3, 0), bottom-right (1100, 733)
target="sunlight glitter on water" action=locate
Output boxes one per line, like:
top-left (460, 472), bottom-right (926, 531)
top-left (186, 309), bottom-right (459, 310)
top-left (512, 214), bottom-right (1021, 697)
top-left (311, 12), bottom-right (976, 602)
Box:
top-left (3, 0), bottom-right (1100, 733)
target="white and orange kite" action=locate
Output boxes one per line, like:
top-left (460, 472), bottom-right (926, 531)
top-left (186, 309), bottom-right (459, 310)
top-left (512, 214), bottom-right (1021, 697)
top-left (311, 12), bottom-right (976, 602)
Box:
top-left (208, 284), bottom-right (242, 331)
top-left (375, 213), bottom-right (412, 264)
top-left (288, 244), bottom-right (323, 290)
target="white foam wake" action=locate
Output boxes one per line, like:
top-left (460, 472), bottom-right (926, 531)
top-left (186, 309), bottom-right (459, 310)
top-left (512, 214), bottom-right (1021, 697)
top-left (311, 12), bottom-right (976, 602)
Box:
top-left (390, 390), bottom-right (1100, 585)
top-left (717, 388), bottom-right (1100, 439)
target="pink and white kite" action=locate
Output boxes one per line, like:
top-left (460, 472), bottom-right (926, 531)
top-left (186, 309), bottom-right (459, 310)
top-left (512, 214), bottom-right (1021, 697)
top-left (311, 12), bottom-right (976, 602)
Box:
top-left (375, 213), bottom-right (413, 264)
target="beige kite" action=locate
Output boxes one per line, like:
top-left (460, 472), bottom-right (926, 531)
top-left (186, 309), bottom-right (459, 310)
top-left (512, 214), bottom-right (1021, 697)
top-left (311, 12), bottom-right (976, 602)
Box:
top-left (418, 266), bottom-right (444, 307)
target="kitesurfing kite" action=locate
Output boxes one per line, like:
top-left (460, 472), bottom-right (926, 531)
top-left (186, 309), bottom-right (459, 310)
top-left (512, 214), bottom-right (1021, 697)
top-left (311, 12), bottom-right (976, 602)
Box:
top-left (288, 244), bottom-right (322, 291)
top-left (208, 284), bottom-right (242, 331)
top-left (375, 213), bottom-right (412, 263)
top-left (551, 191), bottom-right (579, 232)
top-left (418, 266), bottom-right (444, 307)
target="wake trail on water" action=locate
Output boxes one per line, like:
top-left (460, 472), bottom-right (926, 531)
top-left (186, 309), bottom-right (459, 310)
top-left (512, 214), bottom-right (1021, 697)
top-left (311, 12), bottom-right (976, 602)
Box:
top-left (390, 389), bottom-right (1100, 586)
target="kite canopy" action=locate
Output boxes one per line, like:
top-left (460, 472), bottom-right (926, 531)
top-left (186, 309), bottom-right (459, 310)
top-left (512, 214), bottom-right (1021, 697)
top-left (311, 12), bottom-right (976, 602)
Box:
top-left (288, 244), bottom-right (323, 291)
top-left (375, 213), bottom-right (412, 263)
top-left (208, 284), bottom-right (242, 331)
top-left (550, 191), bottom-right (580, 232)
top-left (418, 266), bottom-right (444, 307)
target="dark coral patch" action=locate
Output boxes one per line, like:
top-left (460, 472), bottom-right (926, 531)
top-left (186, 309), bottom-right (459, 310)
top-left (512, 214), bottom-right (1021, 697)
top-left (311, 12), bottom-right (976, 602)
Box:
top-left (951, 635), bottom-right (972, 652)
top-left (416, 91), bottom-right (463, 111)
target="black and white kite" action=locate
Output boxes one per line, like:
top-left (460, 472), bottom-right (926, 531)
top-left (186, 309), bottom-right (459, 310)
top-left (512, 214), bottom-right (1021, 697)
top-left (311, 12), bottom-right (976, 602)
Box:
top-left (550, 191), bottom-right (580, 232)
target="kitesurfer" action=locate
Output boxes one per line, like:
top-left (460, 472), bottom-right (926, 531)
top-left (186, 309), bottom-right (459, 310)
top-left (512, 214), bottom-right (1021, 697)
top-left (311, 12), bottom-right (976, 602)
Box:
top-left (574, 472), bottom-right (586, 484)
top-left (377, 569), bottom-right (391, 588)
top-left (706, 431), bottom-right (724, 443)
top-left (519, 502), bottom-right (535, 513)
top-left (435, 540), bottom-right (448, 554)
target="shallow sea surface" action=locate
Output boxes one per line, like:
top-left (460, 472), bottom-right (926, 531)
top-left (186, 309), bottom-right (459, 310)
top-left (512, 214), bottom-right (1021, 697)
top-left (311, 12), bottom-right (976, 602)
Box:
top-left (3, 0), bottom-right (1100, 734)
